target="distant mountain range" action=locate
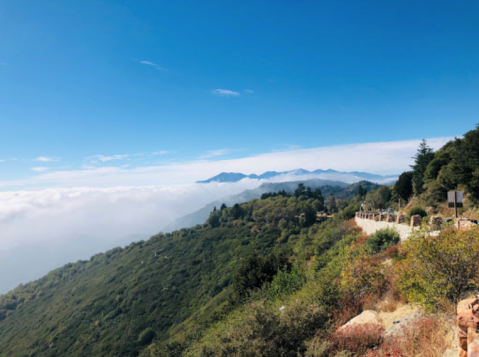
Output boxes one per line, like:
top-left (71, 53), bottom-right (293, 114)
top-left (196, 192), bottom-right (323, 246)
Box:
top-left (197, 169), bottom-right (398, 184)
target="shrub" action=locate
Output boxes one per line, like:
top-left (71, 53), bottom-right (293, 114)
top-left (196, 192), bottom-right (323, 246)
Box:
top-left (304, 339), bottom-right (331, 357)
top-left (369, 315), bottom-right (451, 357)
top-left (268, 265), bottom-right (306, 300)
top-left (194, 300), bottom-right (328, 357)
top-left (232, 252), bottom-right (290, 303)
top-left (366, 229), bottom-right (400, 254)
top-left (407, 207), bottom-right (427, 220)
top-left (138, 328), bottom-right (156, 346)
top-left (383, 245), bottom-right (399, 259)
top-left (396, 226), bottom-right (479, 310)
top-left (329, 323), bottom-right (385, 355)
top-left (340, 255), bottom-right (389, 318)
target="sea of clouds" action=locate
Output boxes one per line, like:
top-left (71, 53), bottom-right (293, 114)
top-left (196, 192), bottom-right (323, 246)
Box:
top-left (0, 181), bottom-right (266, 251)
top-left (0, 137), bottom-right (453, 293)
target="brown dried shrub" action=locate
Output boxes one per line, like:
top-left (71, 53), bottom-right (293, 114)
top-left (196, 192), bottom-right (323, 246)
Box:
top-left (328, 323), bottom-right (385, 356)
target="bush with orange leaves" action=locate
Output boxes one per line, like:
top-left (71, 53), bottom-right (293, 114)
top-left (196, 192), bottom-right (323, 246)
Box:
top-left (383, 245), bottom-right (399, 259)
top-left (366, 315), bottom-right (451, 357)
top-left (329, 323), bottom-right (385, 356)
top-left (344, 218), bottom-right (363, 234)
top-left (340, 253), bottom-right (389, 313)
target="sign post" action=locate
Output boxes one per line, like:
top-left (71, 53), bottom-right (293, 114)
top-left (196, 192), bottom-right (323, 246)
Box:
top-left (448, 191), bottom-right (463, 218)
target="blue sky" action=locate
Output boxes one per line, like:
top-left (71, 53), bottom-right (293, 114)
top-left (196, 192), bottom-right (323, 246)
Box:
top-left (0, 0), bottom-right (478, 185)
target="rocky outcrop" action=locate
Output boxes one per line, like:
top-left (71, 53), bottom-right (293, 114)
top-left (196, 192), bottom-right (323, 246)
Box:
top-left (341, 310), bottom-right (380, 329)
top-left (457, 296), bottom-right (479, 357)
top-left (384, 312), bottom-right (422, 338)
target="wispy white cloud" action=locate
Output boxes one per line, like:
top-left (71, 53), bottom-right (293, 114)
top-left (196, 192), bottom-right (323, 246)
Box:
top-left (87, 151), bottom-right (170, 162)
top-left (140, 60), bottom-right (166, 71)
top-left (0, 137), bottom-right (453, 190)
top-left (87, 154), bottom-right (129, 163)
top-left (31, 167), bottom-right (50, 172)
top-left (200, 149), bottom-right (231, 159)
top-left (212, 89), bottom-right (240, 97)
top-left (244, 89), bottom-right (254, 94)
top-left (35, 156), bottom-right (59, 162)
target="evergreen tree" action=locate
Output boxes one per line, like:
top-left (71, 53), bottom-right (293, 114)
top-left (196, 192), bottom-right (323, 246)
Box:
top-left (410, 139), bottom-right (435, 195)
top-left (302, 203), bottom-right (317, 226)
top-left (394, 171), bottom-right (413, 201)
top-left (294, 183), bottom-right (306, 198)
top-left (313, 188), bottom-right (325, 211)
top-left (207, 211), bottom-right (220, 228)
top-left (306, 187), bottom-right (313, 198)
top-left (325, 194), bottom-right (338, 213)
top-left (357, 185), bottom-right (366, 197)
top-left (314, 188), bottom-right (324, 202)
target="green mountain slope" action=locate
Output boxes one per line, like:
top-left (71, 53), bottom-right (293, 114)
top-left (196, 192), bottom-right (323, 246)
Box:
top-left (164, 180), bottom-right (378, 232)
top-left (0, 190), bottom-right (344, 357)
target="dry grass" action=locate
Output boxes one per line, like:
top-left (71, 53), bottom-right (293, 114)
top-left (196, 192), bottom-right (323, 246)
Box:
top-left (383, 245), bottom-right (399, 259)
top-left (354, 234), bottom-right (371, 247)
top-left (376, 298), bottom-right (400, 313)
top-left (366, 314), bottom-right (455, 357)
top-left (329, 323), bottom-right (385, 356)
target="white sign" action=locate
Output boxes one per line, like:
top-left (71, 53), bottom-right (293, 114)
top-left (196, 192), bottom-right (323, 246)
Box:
top-left (448, 191), bottom-right (463, 208)
top-left (448, 191), bottom-right (463, 203)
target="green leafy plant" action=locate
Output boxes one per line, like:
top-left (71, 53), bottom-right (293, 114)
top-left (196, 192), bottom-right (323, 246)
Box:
top-left (407, 207), bottom-right (427, 223)
top-left (366, 229), bottom-right (400, 254)
top-left (268, 265), bottom-right (306, 301)
top-left (396, 226), bottom-right (479, 310)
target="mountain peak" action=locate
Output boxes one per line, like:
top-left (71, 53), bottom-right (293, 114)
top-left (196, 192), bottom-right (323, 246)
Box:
top-left (197, 169), bottom-right (397, 184)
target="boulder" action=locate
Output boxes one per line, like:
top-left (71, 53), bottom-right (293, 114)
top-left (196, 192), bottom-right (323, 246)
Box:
top-left (341, 310), bottom-right (379, 329)
top-left (410, 215), bottom-right (422, 227)
top-left (384, 312), bottom-right (422, 338)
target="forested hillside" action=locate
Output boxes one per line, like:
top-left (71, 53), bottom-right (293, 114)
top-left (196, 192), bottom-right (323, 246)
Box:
top-left (163, 180), bottom-right (378, 232)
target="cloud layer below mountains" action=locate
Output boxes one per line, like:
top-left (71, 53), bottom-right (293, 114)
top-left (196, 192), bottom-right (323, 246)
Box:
top-left (1, 137), bottom-right (452, 190)
top-left (0, 137), bottom-right (453, 293)
top-left (0, 181), bottom-right (264, 251)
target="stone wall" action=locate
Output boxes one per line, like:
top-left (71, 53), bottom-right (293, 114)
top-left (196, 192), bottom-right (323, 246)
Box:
top-left (455, 218), bottom-right (475, 231)
top-left (355, 216), bottom-right (414, 241)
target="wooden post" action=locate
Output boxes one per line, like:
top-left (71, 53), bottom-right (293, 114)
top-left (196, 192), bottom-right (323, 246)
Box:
top-left (455, 191), bottom-right (458, 219)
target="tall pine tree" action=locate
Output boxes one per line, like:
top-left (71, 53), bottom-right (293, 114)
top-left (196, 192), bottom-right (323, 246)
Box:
top-left (410, 139), bottom-right (435, 195)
